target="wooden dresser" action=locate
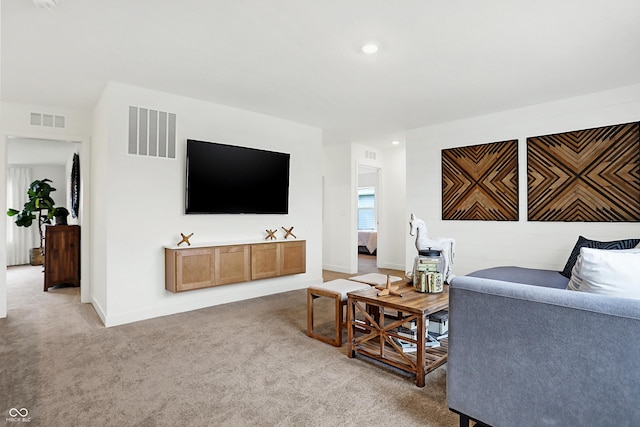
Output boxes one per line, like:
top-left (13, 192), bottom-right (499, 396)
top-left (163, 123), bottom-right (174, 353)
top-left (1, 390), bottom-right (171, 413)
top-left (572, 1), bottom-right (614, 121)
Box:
top-left (44, 225), bottom-right (81, 292)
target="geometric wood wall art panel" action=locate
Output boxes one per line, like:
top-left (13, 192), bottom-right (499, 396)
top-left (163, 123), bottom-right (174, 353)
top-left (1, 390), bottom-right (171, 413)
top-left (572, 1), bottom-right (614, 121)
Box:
top-left (527, 122), bottom-right (640, 222)
top-left (442, 139), bottom-right (518, 221)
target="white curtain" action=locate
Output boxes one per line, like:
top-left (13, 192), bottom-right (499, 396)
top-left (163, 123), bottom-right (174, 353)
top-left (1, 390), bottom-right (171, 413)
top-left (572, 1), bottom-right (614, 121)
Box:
top-left (6, 167), bottom-right (36, 266)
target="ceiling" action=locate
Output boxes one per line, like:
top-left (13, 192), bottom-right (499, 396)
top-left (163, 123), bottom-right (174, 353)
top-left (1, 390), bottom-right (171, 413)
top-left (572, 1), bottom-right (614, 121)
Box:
top-left (3, 0), bottom-right (640, 147)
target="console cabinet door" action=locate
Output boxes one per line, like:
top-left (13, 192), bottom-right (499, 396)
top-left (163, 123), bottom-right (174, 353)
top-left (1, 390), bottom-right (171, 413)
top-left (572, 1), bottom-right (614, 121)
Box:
top-left (169, 248), bottom-right (215, 292)
top-left (280, 241), bottom-right (306, 276)
top-left (214, 245), bottom-right (250, 285)
top-left (166, 240), bottom-right (306, 293)
top-left (251, 241), bottom-right (306, 279)
top-left (251, 243), bottom-right (281, 280)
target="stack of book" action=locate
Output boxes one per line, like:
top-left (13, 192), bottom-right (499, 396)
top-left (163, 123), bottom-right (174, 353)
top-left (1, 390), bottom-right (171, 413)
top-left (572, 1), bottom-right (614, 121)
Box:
top-left (391, 334), bottom-right (441, 353)
top-left (390, 321), bottom-right (439, 353)
top-left (398, 310), bottom-right (448, 335)
top-left (429, 310), bottom-right (448, 335)
top-left (382, 309), bottom-right (449, 353)
top-left (415, 259), bottom-right (444, 293)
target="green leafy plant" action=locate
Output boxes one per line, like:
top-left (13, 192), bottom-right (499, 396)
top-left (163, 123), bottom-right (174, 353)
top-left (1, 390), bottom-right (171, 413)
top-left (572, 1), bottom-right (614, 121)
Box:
top-left (7, 178), bottom-right (58, 251)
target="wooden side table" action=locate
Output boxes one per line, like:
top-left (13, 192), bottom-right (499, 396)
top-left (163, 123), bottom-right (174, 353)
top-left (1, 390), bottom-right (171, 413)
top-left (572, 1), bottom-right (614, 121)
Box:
top-left (346, 284), bottom-right (449, 387)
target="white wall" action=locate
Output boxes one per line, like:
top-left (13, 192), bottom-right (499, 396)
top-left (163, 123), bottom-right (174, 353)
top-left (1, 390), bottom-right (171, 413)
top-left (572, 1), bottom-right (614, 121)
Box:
top-left (378, 146), bottom-right (406, 271)
top-left (322, 143), bottom-right (353, 273)
top-left (93, 82), bottom-right (323, 326)
top-left (32, 164), bottom-right (66, 204)
top-left (406, 83), bottom-right (640, 276)
top-left (90, 91), bottom-right (110, 317)
top-left (358, 171), bottom-right (377, 189)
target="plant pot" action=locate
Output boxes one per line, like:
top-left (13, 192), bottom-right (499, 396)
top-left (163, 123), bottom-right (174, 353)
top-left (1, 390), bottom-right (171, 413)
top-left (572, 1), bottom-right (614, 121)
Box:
top-left (54, 213), bottom-right (68, 225)
top-left (30, 248), bottom-right (44, 266)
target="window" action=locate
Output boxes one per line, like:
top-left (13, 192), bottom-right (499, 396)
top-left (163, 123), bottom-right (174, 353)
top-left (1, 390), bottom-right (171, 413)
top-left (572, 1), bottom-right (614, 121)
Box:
top-left (358, 187), bottom-right (376, 230)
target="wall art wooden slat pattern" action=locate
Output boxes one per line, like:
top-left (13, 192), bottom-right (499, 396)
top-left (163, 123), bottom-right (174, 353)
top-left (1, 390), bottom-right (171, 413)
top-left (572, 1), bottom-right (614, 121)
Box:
top-left (527, 122), bottom-right (640, 222)
top-left (442, 140), bottom-right (518, 221)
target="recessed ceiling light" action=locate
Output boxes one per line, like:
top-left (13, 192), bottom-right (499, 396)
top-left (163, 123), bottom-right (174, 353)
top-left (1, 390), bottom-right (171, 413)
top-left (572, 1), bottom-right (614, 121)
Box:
top-left (391, 140), bottom-right (400, 146)
top-left (362, 43), bottom-right (379, 54)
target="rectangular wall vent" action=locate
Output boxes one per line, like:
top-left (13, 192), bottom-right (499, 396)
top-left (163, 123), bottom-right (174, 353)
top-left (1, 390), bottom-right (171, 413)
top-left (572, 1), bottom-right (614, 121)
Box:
top-left (30, 112), bottom-right (66, 128)
top-left (128, 106), bottom-right (176, 159)
top-left (365, 150), bottom-right (377, 160)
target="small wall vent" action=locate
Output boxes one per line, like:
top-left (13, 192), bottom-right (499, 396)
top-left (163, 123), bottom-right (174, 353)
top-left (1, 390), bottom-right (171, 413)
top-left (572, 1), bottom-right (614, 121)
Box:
top-left (365, 150), bottom-right (377, 160)
top-left (128, 106), bottom-right (176, 159)
top-left (30, 112), bottom-right (66, 128)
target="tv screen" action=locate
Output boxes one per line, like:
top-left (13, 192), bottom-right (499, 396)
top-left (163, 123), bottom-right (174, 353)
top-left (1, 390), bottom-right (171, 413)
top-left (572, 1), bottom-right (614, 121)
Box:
top-left (185, 139), bottom-right (290, 214)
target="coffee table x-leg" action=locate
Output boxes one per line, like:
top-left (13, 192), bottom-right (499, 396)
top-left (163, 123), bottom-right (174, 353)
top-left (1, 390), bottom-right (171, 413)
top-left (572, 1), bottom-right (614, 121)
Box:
top-left (346, 285), bottom-right (449, 387)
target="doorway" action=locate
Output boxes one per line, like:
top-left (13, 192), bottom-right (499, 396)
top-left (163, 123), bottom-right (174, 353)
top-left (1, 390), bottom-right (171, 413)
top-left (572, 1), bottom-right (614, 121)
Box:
top-left (6, 137), bottom-right (83, 307)
top-left (357, 165), bottom-right (380, 273)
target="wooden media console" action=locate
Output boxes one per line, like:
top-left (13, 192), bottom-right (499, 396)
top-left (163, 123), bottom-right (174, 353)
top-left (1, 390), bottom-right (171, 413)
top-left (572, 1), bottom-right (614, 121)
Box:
top-left (165, 240), bottom-right (306, 293)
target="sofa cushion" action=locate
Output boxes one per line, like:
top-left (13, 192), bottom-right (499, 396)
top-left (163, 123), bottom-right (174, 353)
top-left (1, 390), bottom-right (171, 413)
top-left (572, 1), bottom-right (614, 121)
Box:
top-left (568, 247), bottom-right (640, 299)
top-left (560, 236), bottom-right (640, 278)
top-left (468, 266), bottom-right (569, 289)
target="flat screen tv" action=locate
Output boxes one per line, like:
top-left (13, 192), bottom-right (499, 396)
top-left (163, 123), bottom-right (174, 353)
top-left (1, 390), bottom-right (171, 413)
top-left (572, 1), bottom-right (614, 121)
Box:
top-left (185, 139), bottom-right (290, 214)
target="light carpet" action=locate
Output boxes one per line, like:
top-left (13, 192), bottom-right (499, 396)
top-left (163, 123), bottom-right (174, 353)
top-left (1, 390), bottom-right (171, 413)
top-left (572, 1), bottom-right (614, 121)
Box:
top-left (1, 265), bottom-right (457, 426)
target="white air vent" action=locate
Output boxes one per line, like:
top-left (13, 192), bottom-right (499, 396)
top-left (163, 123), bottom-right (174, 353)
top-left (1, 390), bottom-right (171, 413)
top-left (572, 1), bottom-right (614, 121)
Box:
top-left (128, 106), bottom-right (176, 159)
top-left (365, 150), bottom-right (377, 160)
top-left (33, 0), bottom-right (58, 9)
top-left (30, 112), bottom-right (65, 128)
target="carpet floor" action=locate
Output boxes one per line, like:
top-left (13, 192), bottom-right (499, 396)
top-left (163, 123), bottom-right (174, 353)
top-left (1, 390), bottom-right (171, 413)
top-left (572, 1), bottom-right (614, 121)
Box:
top-left (1, 263), bottom-right (458, 426)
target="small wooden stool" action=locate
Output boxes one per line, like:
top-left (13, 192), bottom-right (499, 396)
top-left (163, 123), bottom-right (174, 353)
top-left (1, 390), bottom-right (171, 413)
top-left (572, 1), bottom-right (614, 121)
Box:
top-left (307, 279), bottom-right (371, 346)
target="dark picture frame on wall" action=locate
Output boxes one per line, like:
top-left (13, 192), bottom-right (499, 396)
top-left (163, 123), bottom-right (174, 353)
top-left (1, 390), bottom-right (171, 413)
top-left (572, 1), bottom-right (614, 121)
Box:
top-left (442, 139), bottom-right (518, 221)
top-left (527, 121), bottom-right (640, 222)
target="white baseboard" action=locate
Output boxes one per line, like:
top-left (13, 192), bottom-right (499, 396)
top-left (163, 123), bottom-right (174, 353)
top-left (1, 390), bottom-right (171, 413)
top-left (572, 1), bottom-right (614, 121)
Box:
top-left (100, 275), bottom-right (323, 328)
top-left (91, 297), bottom-right (107, 326)
top-left (377, 262), bottom-right (406, 271)
top-left (322, 264), bottom-right (356, 274)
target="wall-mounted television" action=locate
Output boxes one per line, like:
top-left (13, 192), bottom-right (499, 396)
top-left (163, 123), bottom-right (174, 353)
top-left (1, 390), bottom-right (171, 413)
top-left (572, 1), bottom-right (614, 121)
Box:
top-left (185, 139), bottom-right (290, 214)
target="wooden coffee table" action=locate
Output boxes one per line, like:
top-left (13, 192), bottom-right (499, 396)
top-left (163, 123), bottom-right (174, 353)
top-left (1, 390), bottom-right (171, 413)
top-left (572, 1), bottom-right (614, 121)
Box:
top-left (346, 283), bottom-right (449, 387)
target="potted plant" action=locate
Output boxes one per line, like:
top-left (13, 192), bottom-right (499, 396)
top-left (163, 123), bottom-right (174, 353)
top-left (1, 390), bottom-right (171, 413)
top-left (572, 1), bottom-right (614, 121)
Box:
top-left (7, 178), bottom-right (58, 265)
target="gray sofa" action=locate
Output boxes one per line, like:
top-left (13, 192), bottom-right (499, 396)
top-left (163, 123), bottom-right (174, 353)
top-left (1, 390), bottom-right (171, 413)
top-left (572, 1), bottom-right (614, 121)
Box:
top-left (447, 266), bottom-right (640, 427)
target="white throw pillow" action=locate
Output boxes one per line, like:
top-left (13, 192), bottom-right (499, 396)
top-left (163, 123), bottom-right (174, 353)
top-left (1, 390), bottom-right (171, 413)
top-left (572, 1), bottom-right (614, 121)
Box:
top-left (567, 254), bottom-right (584, 292)
top-left (568, 247), bottom-right (640, 299)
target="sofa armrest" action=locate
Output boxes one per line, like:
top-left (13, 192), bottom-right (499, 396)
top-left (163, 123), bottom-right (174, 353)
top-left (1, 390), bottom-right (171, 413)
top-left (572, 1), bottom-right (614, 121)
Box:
top-left (447, 275), bottom-right (640, 427)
